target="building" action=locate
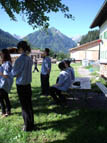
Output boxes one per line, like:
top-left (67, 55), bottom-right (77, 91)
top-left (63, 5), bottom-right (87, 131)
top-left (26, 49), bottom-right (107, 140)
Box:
top-left (31, 49), bottom-right (43, 60)
top-left (90, 1), bottom-right (107, 78)
top-left (69, 39), bottom-right (101, 62)
top-left (0, 48), bottom-right (56, 64)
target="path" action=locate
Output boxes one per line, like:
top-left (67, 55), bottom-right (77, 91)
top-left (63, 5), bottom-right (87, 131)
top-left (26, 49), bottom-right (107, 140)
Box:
top-left (78, 66), bottom-right (94, 78)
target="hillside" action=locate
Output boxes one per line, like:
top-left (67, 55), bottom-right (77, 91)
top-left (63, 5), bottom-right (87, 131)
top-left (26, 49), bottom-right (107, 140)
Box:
top-left (24, 27), bottom-right (76, 53)
top-left (0, 29), bottom-right (18, 49)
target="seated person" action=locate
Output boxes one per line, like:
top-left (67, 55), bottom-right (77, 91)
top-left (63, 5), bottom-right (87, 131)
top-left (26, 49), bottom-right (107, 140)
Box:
top-left (64, 59), bottom-right (75, 83)
top-left (50, 61), bottom-right (71, 105)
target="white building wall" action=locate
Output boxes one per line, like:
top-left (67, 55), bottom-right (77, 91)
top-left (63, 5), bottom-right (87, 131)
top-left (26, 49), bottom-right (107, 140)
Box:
top-left (70, 45), bottom-right (99, 61)
top-left (100, 20), bottom-right (107, 63)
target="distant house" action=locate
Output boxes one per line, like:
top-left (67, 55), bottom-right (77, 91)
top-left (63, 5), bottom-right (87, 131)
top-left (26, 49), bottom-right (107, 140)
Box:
top-left (31, 49), bottom-right (43, 60)
top-left (0, 48), bottom-right (56, 64)
top-left (31, 49), bottom-right (57, 64)
top-left (90, 1), bottom-right (107, 78)
top-left (69, 39), bottom-right (101, 62)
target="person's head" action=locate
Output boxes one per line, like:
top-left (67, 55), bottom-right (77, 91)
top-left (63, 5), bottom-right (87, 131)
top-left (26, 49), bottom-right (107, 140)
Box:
top-left (44, 48), bottom-right (50, 56)
top-left (64, 59), bottom-right (71, 67)
top-left (1, 49), bottom-right (11, 63)
top-left (17, 41), bottom-right (31, 54)
top-left (58, 61), bottom-right (66, 71)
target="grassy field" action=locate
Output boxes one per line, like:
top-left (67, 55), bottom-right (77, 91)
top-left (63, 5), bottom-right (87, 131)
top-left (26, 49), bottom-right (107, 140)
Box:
top-left (0, 64), bottom-right (107, 143)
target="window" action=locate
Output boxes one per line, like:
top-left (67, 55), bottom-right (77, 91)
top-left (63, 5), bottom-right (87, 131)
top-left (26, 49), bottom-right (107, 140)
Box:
top-left (104, 31), bottom-right (107, 39)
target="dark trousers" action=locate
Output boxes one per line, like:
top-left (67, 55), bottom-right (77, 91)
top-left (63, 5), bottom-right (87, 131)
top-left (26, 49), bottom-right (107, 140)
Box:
top-left (41, 74), bottom-right (49, 95)
top-left (33, 66), bottom-right (39, 72)
top-left (16, 84), bottom-right (34, 130)
top-left (50, 87), bottom-right (66, 104)
top-left (0, 89), bottom-right (11, 114)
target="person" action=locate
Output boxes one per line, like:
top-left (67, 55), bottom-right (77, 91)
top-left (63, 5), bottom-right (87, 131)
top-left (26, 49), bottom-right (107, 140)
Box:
top-left (64, 59), bottom-right (75, 83)
top-left (0, 49), bottom-right (13, 118)
top-left (40, 48), bottom-right (51, 96)
top-left (50, 61), bottom-right (71, 105)
top-left (33, 58), bottom-right (39, 72)
top-left (11, 41), bottom-right (34, 132)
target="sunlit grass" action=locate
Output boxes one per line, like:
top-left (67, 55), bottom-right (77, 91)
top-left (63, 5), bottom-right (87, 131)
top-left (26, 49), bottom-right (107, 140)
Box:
top-left (0, 63), bottom-right (107, 143)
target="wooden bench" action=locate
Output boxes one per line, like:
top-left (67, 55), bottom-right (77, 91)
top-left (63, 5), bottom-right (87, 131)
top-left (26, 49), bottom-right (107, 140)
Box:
top-left (96, 82), bottom-right (107, 97)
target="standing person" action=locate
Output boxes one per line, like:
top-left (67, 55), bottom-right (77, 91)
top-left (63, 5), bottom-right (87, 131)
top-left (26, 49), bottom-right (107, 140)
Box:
top-left (33, 58), bottom-right (39, 72)
top-left (0, 49), bottom-right (13, 118)
top-left (11, 41), bottom-right (34, 132)
top-left (41, 48), bottom-right (51, 96)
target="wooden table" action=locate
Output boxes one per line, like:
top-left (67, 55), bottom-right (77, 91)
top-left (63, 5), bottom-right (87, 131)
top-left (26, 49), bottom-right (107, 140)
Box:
top-left (66, 77), bottom-right (91, 100)
top-left (71, 77), bottom-right (91, 90)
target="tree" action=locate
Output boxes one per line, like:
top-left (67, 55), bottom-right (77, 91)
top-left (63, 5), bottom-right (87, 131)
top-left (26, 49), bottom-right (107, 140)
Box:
top-left (80, 30), bottom-right (99, 45)
top-left (56, 52), bottom-right (69, 61)
top-left (0, 0), bottom-right (73, 29)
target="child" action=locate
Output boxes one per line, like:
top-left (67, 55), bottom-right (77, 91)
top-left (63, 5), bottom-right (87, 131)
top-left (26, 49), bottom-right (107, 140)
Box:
top-left (0, 49), bottom-right (13, 118)
top-left (40, 48), bottom-right (51, 96)
top-left (64, 59), bottom-right (75, 83)
top-left (50, 61), bottom-right (71, 105)
top-left (11, 41), bottom-right (34, 132)
top-left (33, 58), bottom-right (39, 72)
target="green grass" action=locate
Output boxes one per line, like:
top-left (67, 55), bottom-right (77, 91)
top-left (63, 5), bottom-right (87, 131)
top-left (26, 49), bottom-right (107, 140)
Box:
top-left (0, 63), bottom-right (107, 143)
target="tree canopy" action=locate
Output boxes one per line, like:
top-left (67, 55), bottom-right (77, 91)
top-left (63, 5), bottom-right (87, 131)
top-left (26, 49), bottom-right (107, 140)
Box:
top-left (0, 0), bottom-right (73, 28)
top-left (80, 30), bottom-right (99, 45)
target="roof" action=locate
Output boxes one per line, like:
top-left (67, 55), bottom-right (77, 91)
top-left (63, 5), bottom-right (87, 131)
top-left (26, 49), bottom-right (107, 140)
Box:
top-left (31, 49), bottom-right (43, 54)
top-left (69, 39), bottom-right (101, 52)
top-left (90, 1), bottom-right (107, 28)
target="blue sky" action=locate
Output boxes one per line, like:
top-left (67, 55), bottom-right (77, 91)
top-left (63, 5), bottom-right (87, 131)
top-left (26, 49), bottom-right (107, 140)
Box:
top-left (0, 0), bottom-right (105, 38)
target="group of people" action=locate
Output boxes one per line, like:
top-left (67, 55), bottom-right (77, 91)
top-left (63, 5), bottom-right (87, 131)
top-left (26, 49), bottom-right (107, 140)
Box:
top-left (0, 40), bottom-right (75, 132)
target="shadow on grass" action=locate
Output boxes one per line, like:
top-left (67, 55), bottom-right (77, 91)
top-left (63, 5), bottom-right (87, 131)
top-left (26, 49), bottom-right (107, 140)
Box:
top-left (40, 109), bottom-right (107, 143)
top-left (9, 85), bottom-right (107, 143)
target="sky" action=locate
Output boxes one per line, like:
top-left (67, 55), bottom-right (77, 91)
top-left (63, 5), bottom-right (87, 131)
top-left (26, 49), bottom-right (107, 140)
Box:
top-left (0, 0), bottom-right (105, 38)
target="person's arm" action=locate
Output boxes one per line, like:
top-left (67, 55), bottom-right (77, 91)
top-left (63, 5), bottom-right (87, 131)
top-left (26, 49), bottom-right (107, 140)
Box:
top-left (53, 74), bottom-right (65, 87)
top-left (0, 72), bottom-right (8, 78)
top-left (11, 58), bottom-right (25, 77)
top-left (71, 67), bottom-right (75, 81)
top-left (0, 62), bottom-right (11, 78)
top-left (45, 58), bottom-right (51, 74)
top-left (44, 61), bottom-right (50, 74)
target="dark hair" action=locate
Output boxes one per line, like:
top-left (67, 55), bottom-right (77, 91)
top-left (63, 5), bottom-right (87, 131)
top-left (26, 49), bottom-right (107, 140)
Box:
top-left (58, 61), bottom-right (66, 70)
top-left (64, 59), bottom-right (71, 67)
top-left (45, 48), bottom-right (50, 56)
top-left (1, 49), bottom-right (12, 63)
top-left (17, 41), bottom-right (31, 53)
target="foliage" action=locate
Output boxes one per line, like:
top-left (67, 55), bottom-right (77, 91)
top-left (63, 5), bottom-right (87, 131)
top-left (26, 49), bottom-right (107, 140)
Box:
top-left (49, 48), bottom-right (69, 60)
top-left (25, 27), bottom-right (76, 53)
top-left (0, 0), bottom-right (73, 29)
top-left (80, 30), bottom-right (99, 45)
top-left (0, 29), bottom-right (18, 49)
top-left (56, 52), bottom-right (69, 61)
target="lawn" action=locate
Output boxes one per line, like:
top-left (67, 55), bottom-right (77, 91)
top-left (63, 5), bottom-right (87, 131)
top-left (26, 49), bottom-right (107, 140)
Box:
top-left (0, 64), bottom-right (107, 143)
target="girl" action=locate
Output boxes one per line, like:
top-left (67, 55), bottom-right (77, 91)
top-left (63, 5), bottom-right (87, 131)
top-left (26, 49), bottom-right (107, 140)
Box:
top-left (0, 49), bottom-right (13, 118)
top-left (50, 61), bottom-right (71, 105)
top-left (12, 41), bottom-right (34, 132)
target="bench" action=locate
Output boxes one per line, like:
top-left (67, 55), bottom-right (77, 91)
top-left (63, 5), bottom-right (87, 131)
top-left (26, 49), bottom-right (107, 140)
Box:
top-left (96, 82), bottom-right (107, 97)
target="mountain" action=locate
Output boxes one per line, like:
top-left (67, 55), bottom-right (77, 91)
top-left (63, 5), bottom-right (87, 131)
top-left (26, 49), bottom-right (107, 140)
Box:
top-left (24, 27), bottom-right (76, 53)
top-left (0, 29), bottom-right (18, 49)
top-left (13, 34), bottom-right (24, 40)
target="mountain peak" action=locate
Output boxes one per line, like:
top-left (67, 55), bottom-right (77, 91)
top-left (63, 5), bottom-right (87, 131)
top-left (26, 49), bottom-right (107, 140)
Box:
top-left (24, 27), bottom-right (76, 53)
top-left (0, 29), bottom-right (18, 49)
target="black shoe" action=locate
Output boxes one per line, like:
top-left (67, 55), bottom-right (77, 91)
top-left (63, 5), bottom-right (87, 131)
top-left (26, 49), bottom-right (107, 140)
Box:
top-left (22, 125), bottom-right (34, 132)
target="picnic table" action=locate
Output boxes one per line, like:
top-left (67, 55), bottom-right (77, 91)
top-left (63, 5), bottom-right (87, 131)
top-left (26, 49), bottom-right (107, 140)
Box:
top-left (62, 77), bottom-right (91, 100)
top-left (71, 77), bottom-right (91, 90)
